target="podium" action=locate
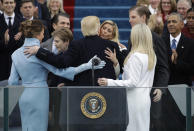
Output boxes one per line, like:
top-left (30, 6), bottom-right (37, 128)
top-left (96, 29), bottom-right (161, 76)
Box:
top-left (59, 87), bottom-right (128, 131)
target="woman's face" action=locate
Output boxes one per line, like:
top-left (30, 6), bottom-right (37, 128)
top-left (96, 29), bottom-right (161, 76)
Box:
top-left (187, 12), bottom-right (194, 28)
top-left (53, 36), bottom-right (69, 52)
top-left (49, 0), bottom-right (61, 12)
top-left (100, 23), bottom-right (114, 40)
top-left (161, 0), bottom-right (172, 13)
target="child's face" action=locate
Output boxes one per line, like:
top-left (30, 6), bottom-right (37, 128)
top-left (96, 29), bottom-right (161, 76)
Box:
top-left (53, 36), bottom-right (69, 53)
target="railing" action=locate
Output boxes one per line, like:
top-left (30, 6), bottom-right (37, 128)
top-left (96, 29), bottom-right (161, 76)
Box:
top-left (0, 86), bottom-right (193, 131)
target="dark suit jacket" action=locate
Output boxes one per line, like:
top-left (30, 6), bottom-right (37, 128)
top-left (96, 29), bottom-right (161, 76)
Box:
top-left (36, 35), bottom-right (125, 86)
top-left (128, 32), bottom-right (169, 87)
top-left (162, 33), bottom-right (194, 86)
top-left (0, 14), bottom-right (23, 80)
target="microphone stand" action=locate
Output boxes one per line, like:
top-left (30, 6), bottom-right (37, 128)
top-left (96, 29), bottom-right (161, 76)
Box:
top-left (92, 62), bottom-right (95, 86)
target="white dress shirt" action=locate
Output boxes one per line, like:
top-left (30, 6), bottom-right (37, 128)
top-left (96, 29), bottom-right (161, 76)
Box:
top-left (148, 5), bottom-right (157, 15)
top-left (4, 12), bottom-right (15, 26)
top-left (170, 33), bottom-right (181, 48)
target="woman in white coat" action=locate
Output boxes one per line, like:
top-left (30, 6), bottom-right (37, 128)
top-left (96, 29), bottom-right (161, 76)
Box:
top-left (98, 23), bottom-right (156, 131)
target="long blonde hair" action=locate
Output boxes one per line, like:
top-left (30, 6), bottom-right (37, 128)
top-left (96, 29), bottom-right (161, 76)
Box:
top-left (124, 24), bottom-right (156, 70)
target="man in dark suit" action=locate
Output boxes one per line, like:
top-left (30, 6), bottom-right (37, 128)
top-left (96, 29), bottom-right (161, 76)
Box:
top-left (41, 12), bottom-right (70, 53)
top-left (162, 12), bottom-right (194, 131)
top-left (40, 13), bottom-right (71, 131)
top-left (19, 0), bottom-right (50, 41)
top-left (0, 0), bottom-right (23, 127)
top-left (0, 0), bottom-right (23, 81)
top-left (164, 12), bottom-right (194, 86)
top-left (128, 5), bottom-right (169, 131)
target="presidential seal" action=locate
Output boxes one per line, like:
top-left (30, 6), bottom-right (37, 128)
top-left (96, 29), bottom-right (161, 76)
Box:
top-left (81, 92), bottom-right (107, 119)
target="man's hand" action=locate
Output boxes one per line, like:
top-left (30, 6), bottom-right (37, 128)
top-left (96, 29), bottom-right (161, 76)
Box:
top-left (24, 46), bottom-right (40, 58)
top-left (14, 32), bottom-right (22, 41)
top-left (4, 29), bottom-right (10, 44)
top-left (171, 49), bottom-right (178, 64)
top-left (152, 89), bottom-right (162, 102)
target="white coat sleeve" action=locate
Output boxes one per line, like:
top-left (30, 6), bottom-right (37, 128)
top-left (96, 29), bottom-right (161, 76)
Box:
top-left (107, 54), bottom-right (142, 87)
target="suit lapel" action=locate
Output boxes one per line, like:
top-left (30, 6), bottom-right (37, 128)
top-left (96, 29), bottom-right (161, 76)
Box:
top-left (176, 34), bottom-right (184, 56)
top-left (1, 15), bottom-right (8, 28)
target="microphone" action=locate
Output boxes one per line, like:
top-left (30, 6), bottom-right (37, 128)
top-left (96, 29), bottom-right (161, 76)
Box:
top-left (92, 57), bottom-right (101, 66)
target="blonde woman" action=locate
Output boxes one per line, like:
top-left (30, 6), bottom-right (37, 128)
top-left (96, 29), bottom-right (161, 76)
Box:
top-left (98, 24), bottom-right (156, 131)
top-left (100, 20), bottom-right (126, 50)
top-left (99, 20), bottom-right (127, 78)
top-left (47, 0), bottom-right (65, 18)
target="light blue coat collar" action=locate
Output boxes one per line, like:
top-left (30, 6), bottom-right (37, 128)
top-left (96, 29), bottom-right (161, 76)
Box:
top-left (23, 38), bottom-right (40, 47)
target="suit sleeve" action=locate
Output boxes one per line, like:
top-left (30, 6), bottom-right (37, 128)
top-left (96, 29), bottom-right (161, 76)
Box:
top-left (175, 41), bottom-right (194, 75)
top-left (36, 40), bottom-right (81, 68)
top-left (36, 47), bottom-right (68, 68)
top-left (153, 33), bottom-right (169, 87)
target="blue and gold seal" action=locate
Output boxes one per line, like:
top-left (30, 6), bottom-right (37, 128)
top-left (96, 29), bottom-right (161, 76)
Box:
top-left (81, 92), bottom-right (107, 119)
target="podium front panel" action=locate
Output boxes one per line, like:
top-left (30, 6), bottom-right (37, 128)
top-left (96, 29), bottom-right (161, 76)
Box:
top-left (66, 87), bottom-right (128, 131)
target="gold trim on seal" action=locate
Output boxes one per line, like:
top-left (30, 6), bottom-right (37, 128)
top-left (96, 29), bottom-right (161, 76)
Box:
top-left (80, 92), bottom-right (107, 119)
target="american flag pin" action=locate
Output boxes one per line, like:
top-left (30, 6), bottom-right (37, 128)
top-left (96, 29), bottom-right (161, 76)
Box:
top-left (181, 46), bottom-right (184, 48)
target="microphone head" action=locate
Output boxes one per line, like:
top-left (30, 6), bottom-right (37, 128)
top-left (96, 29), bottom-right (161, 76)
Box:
top-left (92, 57), bottom-right (101, 66)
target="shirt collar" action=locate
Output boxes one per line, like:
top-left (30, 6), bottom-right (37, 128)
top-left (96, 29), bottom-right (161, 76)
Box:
top-left (4, 12), bottom-right (15, 19)
top-left (148, 5), bottom-right (157, 14)
top-left (23, 16), bottom-right (33, 20)
top-left (170, 33), bottom-right (181, 46)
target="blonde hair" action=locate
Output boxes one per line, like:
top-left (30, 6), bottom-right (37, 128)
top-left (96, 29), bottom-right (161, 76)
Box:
top-left (148, 14), bottom-right (164, 36)
top-left (136, 0), bottom-right (149, 6)
top-left (47, 0), bottom-right (65, 13)
top-left (81, 16), bottom-right (100, 37)
top-left (100, 20), bottom-right (120, 43)
top-left (124, 24), bottom-right (156, 70)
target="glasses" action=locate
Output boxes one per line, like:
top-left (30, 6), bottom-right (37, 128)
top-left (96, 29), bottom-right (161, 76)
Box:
top-left (187, 16), bottom-right (194, 20)
top-left (162, 2), bottom-right (171, 5)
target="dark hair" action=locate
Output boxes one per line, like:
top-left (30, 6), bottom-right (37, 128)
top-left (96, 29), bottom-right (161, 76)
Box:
top-left (52, 27), bottom-right (73, 42)
top-left (20, 0), bottom-right (35, 7)
top-left (51, 12), bottom-right (70, 25)
top-left (187, 7), bottom-right (194, 14)
top-left (19, 20), bottom-right (44, 37)
top-left (129, 5), bottom-right (151, 24)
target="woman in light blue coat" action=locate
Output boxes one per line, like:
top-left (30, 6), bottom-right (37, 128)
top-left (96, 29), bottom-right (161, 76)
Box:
top-left (8, 20), bottom-right (105, 131)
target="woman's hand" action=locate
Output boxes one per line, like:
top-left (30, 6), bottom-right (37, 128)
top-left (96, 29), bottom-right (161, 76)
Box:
top-left (105, 48), bottom-right (118, 67)
top-left (24, 46), bottom-right (40, 58)
top-left (98, 78), bottom-right (108, 86)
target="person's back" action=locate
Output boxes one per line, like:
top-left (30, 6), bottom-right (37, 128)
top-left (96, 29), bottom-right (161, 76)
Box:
top-left (11, 38), bottom-right (49, 87)
top-left (69, 35), bottom-right (123, 86)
